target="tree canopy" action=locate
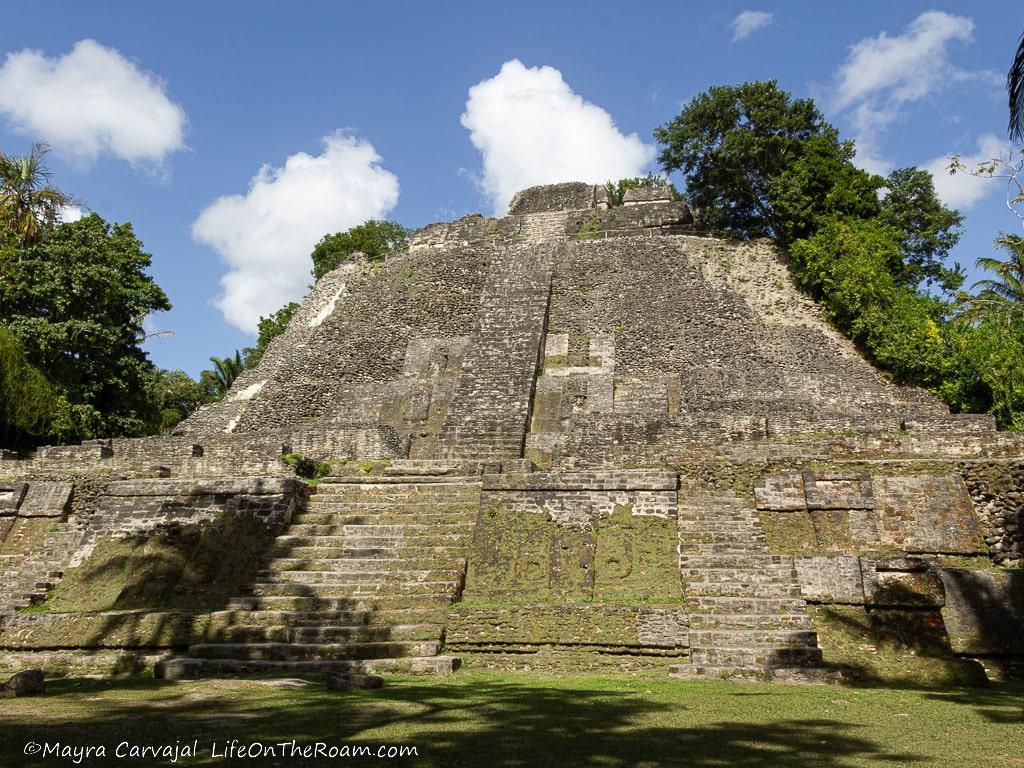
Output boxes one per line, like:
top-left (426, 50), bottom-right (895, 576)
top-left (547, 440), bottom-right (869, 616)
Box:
top-left (310, 220), bottom-right (411, 280)
top-left (246, 301), bottom-right (299, 369)
top-left (0, 325), bottom-right (59, 447)
top-left (0, 213), bottom-right (170, 440)
top-left (656, 80), bottom-right (1024, 428)
top-left (655, 81), bottom-right (838, 242)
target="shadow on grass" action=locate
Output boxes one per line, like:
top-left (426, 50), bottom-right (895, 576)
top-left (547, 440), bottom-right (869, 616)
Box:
top-left (0, 676), bottom-right (936, 768)
top-left (919, 683), bottom-right (1024, 725)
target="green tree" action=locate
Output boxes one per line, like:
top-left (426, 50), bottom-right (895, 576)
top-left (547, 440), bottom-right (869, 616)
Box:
top-left (765, 134), bottom-right (884, 246)
top-left (149, 368), bottom-right (214, 433)
top-left (0, 213), bottom-right (170, 439)
top-left (789, 217), bottom-right (948, 386)
top-left (245, 301), bottom-right (299, 369)
top-left (0, 325), bottom-right (59, 446)
top-left (0, 143), bottom-right (76, 248)
top-left (970, 234), bottom-right (1024, 315)
top-left (655, 80), bottom-right (837, 241)
top-left (655, 82), bottom-right (963, 273)
top-left (207, 351), bottom-right (244, 398)
top-left (879, 167), bottom-right (964, 290)
top-left (310, 220), bottom-right (411, 280)
top-left (939, 314), bottom-right (1024, 430)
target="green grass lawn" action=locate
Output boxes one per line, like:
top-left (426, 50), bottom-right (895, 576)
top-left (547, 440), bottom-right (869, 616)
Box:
top-left (1, 671), bottom-right (1021, 767)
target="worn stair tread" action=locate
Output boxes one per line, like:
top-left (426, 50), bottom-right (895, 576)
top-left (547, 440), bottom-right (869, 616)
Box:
top-left (157, 655), bottom-right (461, 680)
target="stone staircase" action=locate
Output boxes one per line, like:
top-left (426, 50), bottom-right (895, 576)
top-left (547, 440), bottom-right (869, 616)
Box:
top-left (158, 476), bottom-right (480, 679)
top-left (439, 244), bottom-right (556, 459)
top-left (670, 484), bottom-right (839, 683)
top-left (0, 523), bottom-right (83, 612)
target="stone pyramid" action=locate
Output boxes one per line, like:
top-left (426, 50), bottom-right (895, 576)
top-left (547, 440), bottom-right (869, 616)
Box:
top-left (1, 182), bottom-right (1020, 683)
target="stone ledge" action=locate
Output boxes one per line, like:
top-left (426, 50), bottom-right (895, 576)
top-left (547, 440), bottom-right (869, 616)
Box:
top-left (101, 477), bottom-right (294, 497)
top-left (482, 471), bottom-right (678, 491)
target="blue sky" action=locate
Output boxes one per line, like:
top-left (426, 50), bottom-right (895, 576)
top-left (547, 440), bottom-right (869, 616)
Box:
top-left (1, 1), bottom-right (1021, 376)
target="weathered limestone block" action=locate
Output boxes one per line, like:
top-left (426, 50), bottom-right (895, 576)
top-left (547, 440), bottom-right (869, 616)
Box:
top-left (874, 474), bottom-right (984, 554)
top-left (754, 473), bottom-right (805, 510)
top-left (18, 482), bottom-right (72, 518)
top-left (794, 556), bottom-right (864, 603)
top-left (508, 182), bottom-right (599, 215)
top-left (0, 483), bottom-right (27, 515)
top-left (861, 557), bottom-right (945, 607)
top-left (622, 186), bottom-right (676, 205)
top-left (939, 569), bottom-right (1024, 655)
top-left (804, 472), bottom-right (874, 510)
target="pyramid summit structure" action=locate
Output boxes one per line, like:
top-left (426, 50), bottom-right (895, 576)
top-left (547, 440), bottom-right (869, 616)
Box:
top-left (1, 182), bottom-right (1021, 683)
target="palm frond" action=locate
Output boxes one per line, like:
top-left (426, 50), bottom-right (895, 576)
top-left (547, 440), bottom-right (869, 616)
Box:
top-left (1011, 30), bottom-right (1024, 143)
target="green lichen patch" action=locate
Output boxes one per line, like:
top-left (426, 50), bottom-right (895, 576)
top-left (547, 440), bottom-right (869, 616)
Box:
top-left (0, 517), bottom-right (53, 557)
top-left (40, 511), bottom-right (276, 614)
top-left (463, 503), bottom-right (682, 608)
top-left (759, 511), bottom-right (818, 555)
top-left (594, 506), bottom-right (682, 604)
top-left (0, 612), bottom-right (208, 650)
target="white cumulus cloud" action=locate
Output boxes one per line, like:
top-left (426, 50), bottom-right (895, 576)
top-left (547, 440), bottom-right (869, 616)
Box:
top-left (57, 205), bottom-right (84, 223)
top-left (0, 39), bottom-right (187, 167)
top-left (923, 133), bottom-right (1010, 211)
top-left (731, 11), bottom-right (774, 42)
top-left (461, 60), bottom-right (655, 214)
top-left (193, 132), bottom-right (400, 333)
top-left (829, 11), bottom-right (994, 174)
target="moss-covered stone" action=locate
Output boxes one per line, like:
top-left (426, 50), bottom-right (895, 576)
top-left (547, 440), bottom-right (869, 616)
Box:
top-left (39, 510), bottom-right (276, 614)
top-left (808, 605), bottom-right (986, 686)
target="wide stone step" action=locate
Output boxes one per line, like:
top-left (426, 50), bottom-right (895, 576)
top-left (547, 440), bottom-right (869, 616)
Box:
top-left (265, 556), bottom-right (466, 572)
top-left (690, 646), bottom-right (823, 668)
top-left (688, 630), bottom-right (819, 648)
top-left (188, 640), bottom-right (441, 661)
top-left (314, 485), bottom-right (479, 499)
top-left (679, 514), bottom-right (761, 528)
top-left (255, 569), bottom-right (462, 585)
top-left (275, 533), bottom-right (471, 547)
top-left (273, 545), bottom-right (467, 559)
top-left (684, 555), bottom-right (795, 569)
top-left (226, 594), bottom-right (454, 612)
top-left (679, 529), bottom-right (766, 541)
top-left (287, 523), bottom-right (474, 536)
top-left (252, 580), bottom-right (460, 597)
top-left (210, 607), bottom-right (447, 628)
top-left (681, 566), bottom-right (797, 582)
top-left (207, 622), bottom-right (442, 644)
top-left (157, 655), bottom-right (461, 680)
top-left (668, 664), bottom-right (841, 684)
top-left (294, 511), bottom-right (475, 525)
top-left (678, 543), bottom-right (770, 554)
top-left (686, 582), bottom-right (802, 599)
top-left (686, 596), bottom-right (808, 614)
top-left (688, 613), bottom-right (813, 630)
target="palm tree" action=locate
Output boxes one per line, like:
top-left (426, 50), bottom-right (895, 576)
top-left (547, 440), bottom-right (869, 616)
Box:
top-left (208, 351), bottom-right (245, 398)
top-left (0, 143), bottom-right (75, 247)
top-left (1011, 30), bottom-right (1024, 143)
top-left (968, 235), bottom-right (1024, 319)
